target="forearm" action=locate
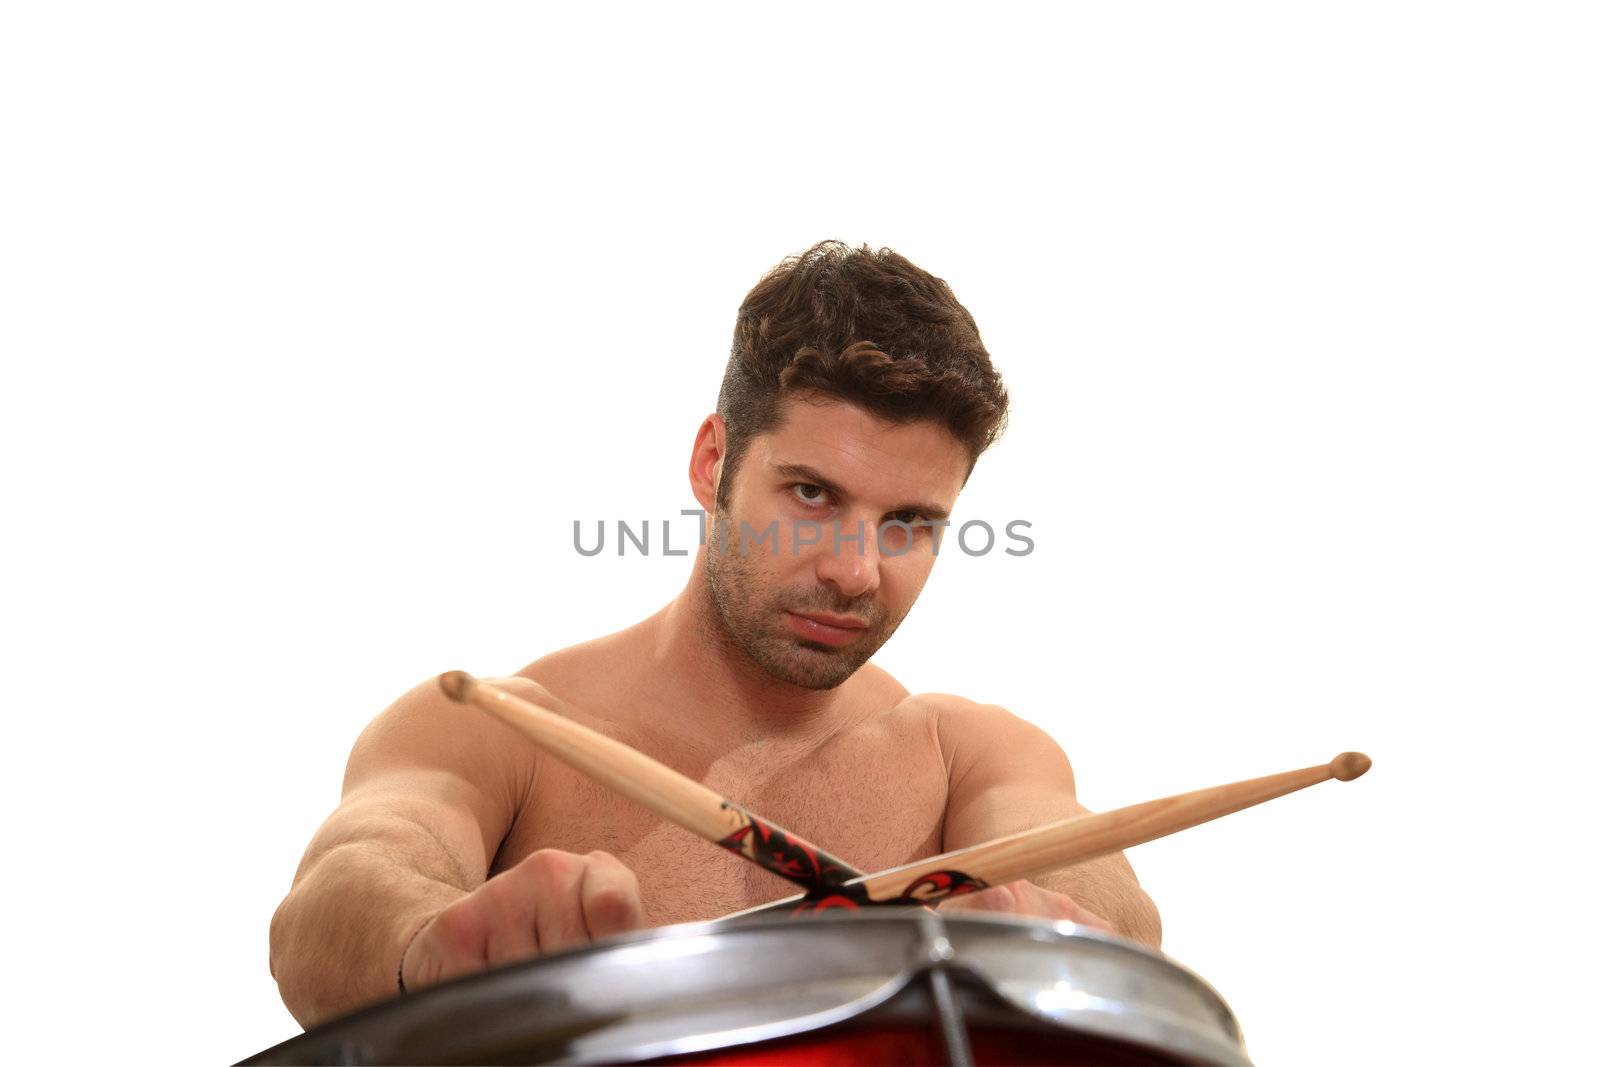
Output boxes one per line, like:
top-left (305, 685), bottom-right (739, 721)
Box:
top-left (270, 832), bottom-right (474, 1027)
top-left (1034, 852), bottom-right (1161, 949)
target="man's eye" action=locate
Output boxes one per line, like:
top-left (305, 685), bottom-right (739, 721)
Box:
top-left (791, 484), bottom-right (829, 505)
top-left (888, 510), bottom-right (921, 526)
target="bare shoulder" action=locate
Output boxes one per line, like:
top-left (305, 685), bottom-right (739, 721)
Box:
top-left (853, 660), bottom-right (912, 707)
top-left (339, 672), bottom-right (539, 851)
top-left (891, 692), bottom-right (1071, 783)
top-left (891, 691), bottom-right (1049, 743)
top-left (349, 673), bottom-right (526, 786)
top-left (512, 625), bottom-right (644, 709)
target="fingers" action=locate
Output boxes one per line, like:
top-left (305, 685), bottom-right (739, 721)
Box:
top-left (479, 865), bottom-right (542, 967)
top-left (419, 848), bottom-right (643, 987)
top-left (936, 883), bottom-right (1019, 914)
top-left (1056, 896), bottom-right (1114, 933)
top-left (579, 851), bottom-right (644, 940)
top-left (527, 851), bottom-right (591, 955)
top-left (1011, 882), bottom-right (1114, 933)
top-left (937, 880), bottom-right (1116, 934)
top-left (405, 902), bottom-right (490, 991)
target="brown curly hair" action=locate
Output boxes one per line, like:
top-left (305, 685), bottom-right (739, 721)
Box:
top-left (716, 241), bottom-right (1008, 504)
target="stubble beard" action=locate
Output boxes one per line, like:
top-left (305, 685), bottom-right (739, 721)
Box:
top-left (703, 522), bottom-right (901, 691)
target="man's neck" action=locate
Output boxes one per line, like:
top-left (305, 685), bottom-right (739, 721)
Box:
top-left (639, 556), bottom-right (861, 753)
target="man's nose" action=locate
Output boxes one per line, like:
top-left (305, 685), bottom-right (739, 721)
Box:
top-left (814, 518), bottom-right (881, 599)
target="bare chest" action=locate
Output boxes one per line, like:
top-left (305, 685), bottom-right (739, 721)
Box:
top-left (495, 715), bottom-right (950, 928)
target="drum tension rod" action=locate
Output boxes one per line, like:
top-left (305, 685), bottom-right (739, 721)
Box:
top-left (920, 914), bottom-right (975, 1067)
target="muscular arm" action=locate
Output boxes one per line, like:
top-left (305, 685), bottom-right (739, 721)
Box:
top-left (268, 676), bottom-right (527, 1026)
top-left (934, 699), bottom-right (1162, 948)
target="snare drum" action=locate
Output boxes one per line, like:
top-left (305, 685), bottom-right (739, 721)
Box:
top-left (242, 910), bottom-right (1251, 1065)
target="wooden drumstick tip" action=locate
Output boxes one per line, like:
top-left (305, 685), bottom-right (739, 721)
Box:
top-left (438, 670), bottom-right (476, 702)
top-left (1331, 751), bottom-right (1371, 781)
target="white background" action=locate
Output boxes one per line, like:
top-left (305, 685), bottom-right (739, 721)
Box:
top-left (3, 3), bottom-right (1595, 1063)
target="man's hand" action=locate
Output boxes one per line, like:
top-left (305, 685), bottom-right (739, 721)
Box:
top-left (937, 880), bottom-right (1114, 935)
top-left (400, 849), bottom-right (643, 992)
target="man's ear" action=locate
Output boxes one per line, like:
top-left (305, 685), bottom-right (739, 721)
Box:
top-left (688, 414), bottom-right (726, 513)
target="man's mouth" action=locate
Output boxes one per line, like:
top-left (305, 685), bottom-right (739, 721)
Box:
top-left (783, 610), bottom-right (869, 647)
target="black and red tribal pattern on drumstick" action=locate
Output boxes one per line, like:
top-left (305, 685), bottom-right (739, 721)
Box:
top-left (716, 803), bottom-right (862, 891)
top-left (715, 801), bottom-right (988, 910)
top-left (789, 869), bottom-right (989, 914)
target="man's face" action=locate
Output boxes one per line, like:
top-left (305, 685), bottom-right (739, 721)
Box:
top-left (703, 393), bottom-right (969, 690)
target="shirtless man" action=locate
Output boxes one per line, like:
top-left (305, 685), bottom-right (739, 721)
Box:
top-left (269, 241), bottom-right (1161, 1028)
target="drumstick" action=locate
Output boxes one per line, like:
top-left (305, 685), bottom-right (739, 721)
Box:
top-left (725, 752), bottom-right (1372, 918)
top-left (437, 670), bottom-right (865, 892)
